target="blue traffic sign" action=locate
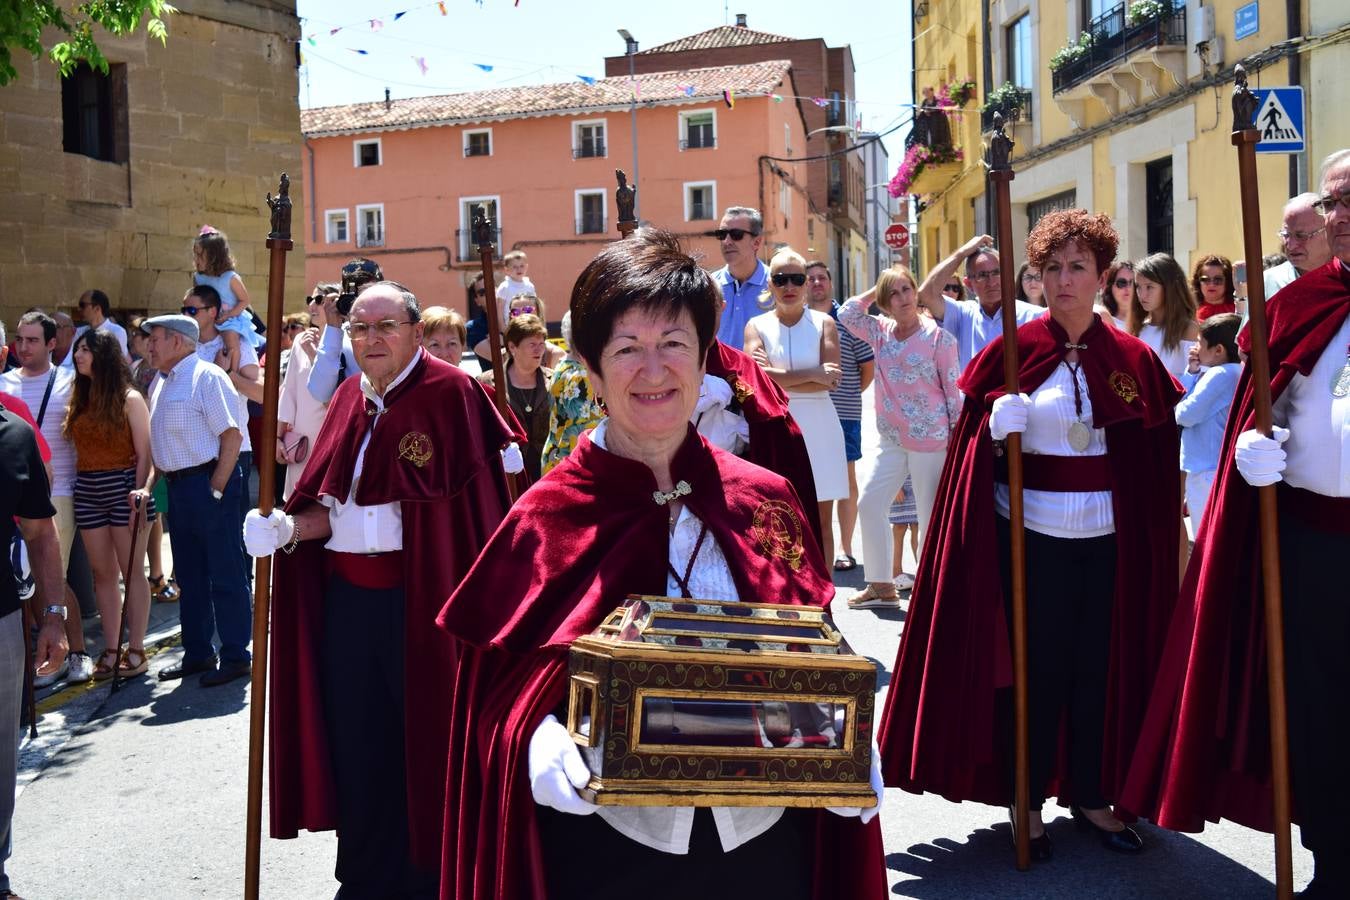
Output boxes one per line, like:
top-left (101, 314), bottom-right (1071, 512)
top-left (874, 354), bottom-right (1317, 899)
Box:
top-left (1251, 87), bottom-right (1304, 154)
top-left (1234, 2), bottom-right (1259, 41)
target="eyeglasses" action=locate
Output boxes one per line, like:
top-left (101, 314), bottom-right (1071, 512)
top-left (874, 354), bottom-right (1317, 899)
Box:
top-left (1022, 272), bottom-right (1041, 282)
top-left (771, 273), bottom-right (807, 287)
top-left (180, 305), bottom-right (204, 316)
top-left (1197, 276), bottom-right (1227, 286)
top-left (509, 305), bottom-right (536, 317)
top-left (1277, 226), bottom-right (1326, 242)
top-left (710, 228), bottom-right (758, 241)
top-left (971, 270), bottom-right (1000, 281)
top-left (1113, 278), bottom-right (1134, 289)
top-left (1312, 193), bottom-right (1350, 214)
top-left (348, 319), bottom-right (414, 341)
top-left (285, 323), bottom-right (306, 333)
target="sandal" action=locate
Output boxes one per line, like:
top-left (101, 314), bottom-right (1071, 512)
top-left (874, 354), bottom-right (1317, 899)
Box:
top-left (833, 554), bottom-right (857, 571)
top-left (93, 648), bottom-right (120, 681)
top-left (151, 575), bottom-right (180, 603)
top-left (117, 647), bottom-right (148, 678)
top-left (846, 585), bottom-right (900, 609)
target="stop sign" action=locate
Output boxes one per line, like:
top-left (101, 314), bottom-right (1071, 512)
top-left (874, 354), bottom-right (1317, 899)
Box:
top-left (884, 223), bottom-right (909, 250)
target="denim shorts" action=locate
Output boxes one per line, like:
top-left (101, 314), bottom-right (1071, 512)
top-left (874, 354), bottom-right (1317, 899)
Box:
top-left (839, 418), bottom-right (862, 462)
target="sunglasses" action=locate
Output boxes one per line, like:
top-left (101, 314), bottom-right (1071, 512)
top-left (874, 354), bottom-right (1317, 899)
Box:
top-left (475, 287), bottom-right (486, 296)
top-left (1113, 278), bottom-right (1133, 289)
top-left (285, 323), bottom-right (306, 332)
top-left (1197, 276), bottom-right (1226, 286)
top-left (509, 305), bottom-right (536, 316)
top-left (771, 273), bottom-right (807, 287)
top-left (180, 305), bottom-right (204, 316)
top-left (306, 294), bottom-right (332, 304)
top-left (943, 283), bottom-right (960, 292)
top-left (710, 228), bottom-right (758, 241)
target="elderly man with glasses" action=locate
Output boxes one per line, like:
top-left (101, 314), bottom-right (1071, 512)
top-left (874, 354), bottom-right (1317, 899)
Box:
top-left (917, 233), bottom-right (1044, 371)
top-left (242, 280), bottom-right (517, 897)
top-left (1264, 192), bottom-right (1333, 301)
top-left (1123, 149), bottom-right (1350, 899)
top-left (710, 206), bottom-right (769, 351)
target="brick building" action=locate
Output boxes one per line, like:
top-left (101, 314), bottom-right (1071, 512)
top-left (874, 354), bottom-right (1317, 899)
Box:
top-left (300, 60), bottom-right (824, 320)
top-left (0, 0), bottom-right (305, 326)
top-left (606, 15), bottom-right (868, 297)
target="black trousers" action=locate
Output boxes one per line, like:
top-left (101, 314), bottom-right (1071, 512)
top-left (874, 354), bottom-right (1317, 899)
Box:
top-left (997, 516), bottom-right (1117, 811)
top-left (536, 806), bottom-right (813, 900)
top-left (1279, 509), bottom-right (1350, 887)
top-left (321, 574), bottom-right (436, 899)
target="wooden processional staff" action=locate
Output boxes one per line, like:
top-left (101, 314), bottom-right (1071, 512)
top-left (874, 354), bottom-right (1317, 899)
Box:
top-left (1230, 64), bottom-right (1294, 900)
top-left (473, 206), bottom-right (520, 503)
top-left (244, 174), bottom-right (295, 900)
top-left (987, 113), bottom-right (1032, 871)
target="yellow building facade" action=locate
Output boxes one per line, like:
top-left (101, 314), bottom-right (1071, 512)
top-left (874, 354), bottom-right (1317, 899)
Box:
top-left (908, 0), bottom-right (1350, 278)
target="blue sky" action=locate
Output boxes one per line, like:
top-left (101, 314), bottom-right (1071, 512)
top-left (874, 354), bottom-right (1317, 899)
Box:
top-left (296, 0), bottom-right (913, 163)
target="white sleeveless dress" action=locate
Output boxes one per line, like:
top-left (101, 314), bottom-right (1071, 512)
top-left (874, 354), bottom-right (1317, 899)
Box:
top-left (749, 307), bottom-right (848, 501)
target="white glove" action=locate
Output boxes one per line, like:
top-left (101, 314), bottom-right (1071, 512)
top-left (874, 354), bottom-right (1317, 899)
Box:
top-left (243, 509), bottom-right (294, 558)
top-left (1234, 426), bottom-right (1290, 487)
top-left (828, 740), bottom-right (884, 825)
top-left (528, 714), bottom-right (598, 816)
top-left (989, 393), bottom-right (1031, 440)
top-left (501, 442), bottom-right (525, 475)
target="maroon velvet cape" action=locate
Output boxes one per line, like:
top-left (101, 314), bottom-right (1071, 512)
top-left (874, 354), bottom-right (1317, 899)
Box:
top-left (705, 338), bottom-right (822, 544)
top-left (435, 425), bottom-right (887, 900)
top-left (268, 351), bottom-right (514, 869)
top-left (1120, 258), bottom-right (1350, 833)
top-left (878, 314), bottom-right (1183, 806)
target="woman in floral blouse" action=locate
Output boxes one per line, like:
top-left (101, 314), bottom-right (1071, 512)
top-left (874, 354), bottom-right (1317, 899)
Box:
top-left (541, 310), bottom-right (604, 475)
top-left (840, 266), bottom-right (963, 609)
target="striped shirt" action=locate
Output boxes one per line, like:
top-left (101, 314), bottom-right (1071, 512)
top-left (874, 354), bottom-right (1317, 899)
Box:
top-left (147, 352), bottom-right (241, 473)
top-left (824, 302), bottom-right (874, 422)
top-left (0, 366), bottom-right (76, 496)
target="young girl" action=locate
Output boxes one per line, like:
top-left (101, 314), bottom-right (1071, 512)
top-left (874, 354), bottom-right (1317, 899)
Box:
top-left (1128, 252), bottom-right (1199, 377)
top-left (192, 226), bottom-right (257, 370)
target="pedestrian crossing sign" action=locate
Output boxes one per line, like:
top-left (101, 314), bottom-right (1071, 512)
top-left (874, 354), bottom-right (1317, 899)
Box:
top-left (1250, 87), bottom-right (1304, 153)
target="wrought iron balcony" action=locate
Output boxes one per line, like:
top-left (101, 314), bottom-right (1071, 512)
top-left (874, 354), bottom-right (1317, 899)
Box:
top-left (1052, 1), bottom-right (1186, 95)
top-left (573, 142), bottom-right (606, 159)
top-left (679, 135), bottom-right (717, 150)
top-left (455, 227), bottom-right (501, 262)
top-left (576, 215), bottom-right (607, 235)
top-left (981, 87), bottom-right (1033, 131)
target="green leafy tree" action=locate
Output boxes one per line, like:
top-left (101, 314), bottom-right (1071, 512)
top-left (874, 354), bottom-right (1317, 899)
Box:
top-left (0, 1), bottom-right (175, 86)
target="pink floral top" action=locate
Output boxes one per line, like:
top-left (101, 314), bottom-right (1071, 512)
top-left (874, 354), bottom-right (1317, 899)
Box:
top-left (839, 298), bottom-right (963, 451)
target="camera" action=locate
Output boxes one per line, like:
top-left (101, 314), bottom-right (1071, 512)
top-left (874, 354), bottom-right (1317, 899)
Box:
top-left (337, 257), bottom-right (384, 315)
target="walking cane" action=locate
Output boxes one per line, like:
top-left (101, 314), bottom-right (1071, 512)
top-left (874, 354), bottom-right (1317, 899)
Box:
top-left (244, 174), bottom-right (294, 900)
top-left (473, 206), bottom-right (519, 503)
top-left (1229, 65), bottom-right (1294, 900)
top-left (110, 496), bottom-right (144, 694)
top-left (22, 604), bottom-right (36, 739)
top-left (987, 113), bottom-right (1032, 871)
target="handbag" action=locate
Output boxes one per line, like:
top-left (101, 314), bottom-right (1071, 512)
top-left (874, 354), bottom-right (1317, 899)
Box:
top-left (281, 433), bottom-right (309, 465)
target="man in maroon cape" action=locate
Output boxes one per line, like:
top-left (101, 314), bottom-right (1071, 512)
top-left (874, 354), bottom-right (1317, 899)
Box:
top-left (1120, 172), bottom-right (1350, 897)
top-left (878, 313), bottom-right (1181, 812)
top-left (244, 282), bottom-right (515, 896)
top-left (435, 425), bottom-right (886, 900)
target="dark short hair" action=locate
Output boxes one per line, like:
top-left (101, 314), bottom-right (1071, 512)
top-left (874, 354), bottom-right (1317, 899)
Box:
top-left (1199, 313), bottom-right (1241, 364)
top-left (83, 289), bottom-right (111, 315)
top-left (804, 260), bottom-right (830, 275)
top-left (569, 227), bottom-right (718, 374)
top-left (189, 284), bottom-right (222, 310)
top-left (18, 311), bottom-right (56, 344)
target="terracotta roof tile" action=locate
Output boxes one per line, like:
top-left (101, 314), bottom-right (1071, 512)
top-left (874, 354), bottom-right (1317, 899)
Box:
top-left (301, 60), bottom-right (792, 137)
top-left (641, 25), bottom-right (796, 54)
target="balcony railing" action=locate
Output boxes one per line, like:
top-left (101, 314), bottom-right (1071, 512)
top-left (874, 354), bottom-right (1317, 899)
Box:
top-left (680, 135), bottom-right (717, 150)
top-left (1052, 1), bottom-right (1186, 94)
top-left (576, 215), bottom-right (607, 235)
top-left (981, 87), bottom-right (1033, 131)
top-left (904, 104), bottom-right (953, 153)
top-left (356, 231), bottom-right (384, 249)
top-left (455, 227), bottom-right (501, 262)
top-left (573, 142), bottom-right (606, 159)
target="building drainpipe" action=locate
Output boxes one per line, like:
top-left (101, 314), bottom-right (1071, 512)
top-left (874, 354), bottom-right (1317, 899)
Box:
top-left (306, 138), bottom-right (317, 245)
top-left (1286, 0), bottom-right (1301, 195)
top-left (981, 0), bottom-right (995, 244)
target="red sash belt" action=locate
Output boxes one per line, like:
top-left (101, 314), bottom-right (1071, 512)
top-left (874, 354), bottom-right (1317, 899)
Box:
top-left (326, 550), bottom-right (405, 590)
top-left (994, 452), bottom-right (1113, 493)
top-left (1278, 483), bottom-right (1350, 534)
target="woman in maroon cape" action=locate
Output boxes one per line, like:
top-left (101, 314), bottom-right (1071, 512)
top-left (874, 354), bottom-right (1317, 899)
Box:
top-left (878, 210), bottom-right (1183, 862)
top-left (437, 229), bottom-right (887, 900)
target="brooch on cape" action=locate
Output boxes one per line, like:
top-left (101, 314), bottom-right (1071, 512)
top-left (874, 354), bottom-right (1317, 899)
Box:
top-left (653, 480), bottom-right (691, 506)
top-left (398, 431), bottom-right (433, 468)
top-left (1109, 371), bottom-right (1140, 404)
top-left (750, 499), bottom-right (804, 572)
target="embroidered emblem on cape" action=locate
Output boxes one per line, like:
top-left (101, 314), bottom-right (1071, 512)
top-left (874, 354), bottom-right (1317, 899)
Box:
top-left (1109, 371), bottom-right (1139, 404)
top-left (398, 431), bottom-right (433, 468)
top-left (751, 500), bottom-right (804, 572)
top-left (731, 377), bottom-right (754, 405)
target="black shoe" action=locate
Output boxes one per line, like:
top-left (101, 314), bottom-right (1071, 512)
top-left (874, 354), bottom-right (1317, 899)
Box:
top-left (1008, 808), bottom-right (1053, 862)
top-left (1071, 806), bottom-right (1144, 853)
top-left (200, 659), bottom-right (251, 687)
top-left (158, 655), bottom-right (219, 681)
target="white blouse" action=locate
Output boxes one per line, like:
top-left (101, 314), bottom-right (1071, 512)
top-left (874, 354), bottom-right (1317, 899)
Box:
top-left (993, 361), bottom-right (1115, 538)
top-left (589, 420), bottom-right (784, 853)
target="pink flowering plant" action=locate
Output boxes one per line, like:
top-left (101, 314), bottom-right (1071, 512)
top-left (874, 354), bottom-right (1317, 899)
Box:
top-left (888, 142), bottom-right (964, 198)
top-left (938, 79), bottom-right (977, 109)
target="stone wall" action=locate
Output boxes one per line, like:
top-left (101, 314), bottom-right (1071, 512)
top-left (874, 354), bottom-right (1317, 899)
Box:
top-left (0, 0), bottom-right (305, 328)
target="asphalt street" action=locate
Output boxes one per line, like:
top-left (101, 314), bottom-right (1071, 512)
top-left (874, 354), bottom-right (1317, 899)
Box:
top-left (7, 384), bottom-right (1311, 898)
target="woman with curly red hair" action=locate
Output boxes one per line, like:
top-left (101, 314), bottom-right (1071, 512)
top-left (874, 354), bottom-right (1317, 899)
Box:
top-left (877, 209), bottom-right (1183, 864)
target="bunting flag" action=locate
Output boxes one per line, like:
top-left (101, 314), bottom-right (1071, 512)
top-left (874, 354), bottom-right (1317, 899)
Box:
top-left (306, 36), bottom-right (316, 46)
top-left (348, 48), bottom-right (369, 55)
top-left (682, 85), bottom-right (696, 96)
top-left (394, 11), bottom-right (407, 20)
top-left (369, 19), bottom-right (383, 31)
top-left (329, 27), bottom-right (341, 35)
top-left (414, 56), bottom-right (429, 75)
top-left (771, 94), bottom-right (783, 102)
top-left (474, 63), bottom-right (494, 72)
top-left (811, 97), bottom-right (829, 107)
top-left (576, 75), bottom-right (596, 85)
top-left (438, 2), bottom-right (447, 13)
top-left (723, 89), bottom-right (735, 109)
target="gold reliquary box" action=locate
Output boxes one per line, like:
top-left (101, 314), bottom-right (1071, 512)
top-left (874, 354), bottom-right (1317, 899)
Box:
top-left (566, 595), bottom-right (877, 808)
